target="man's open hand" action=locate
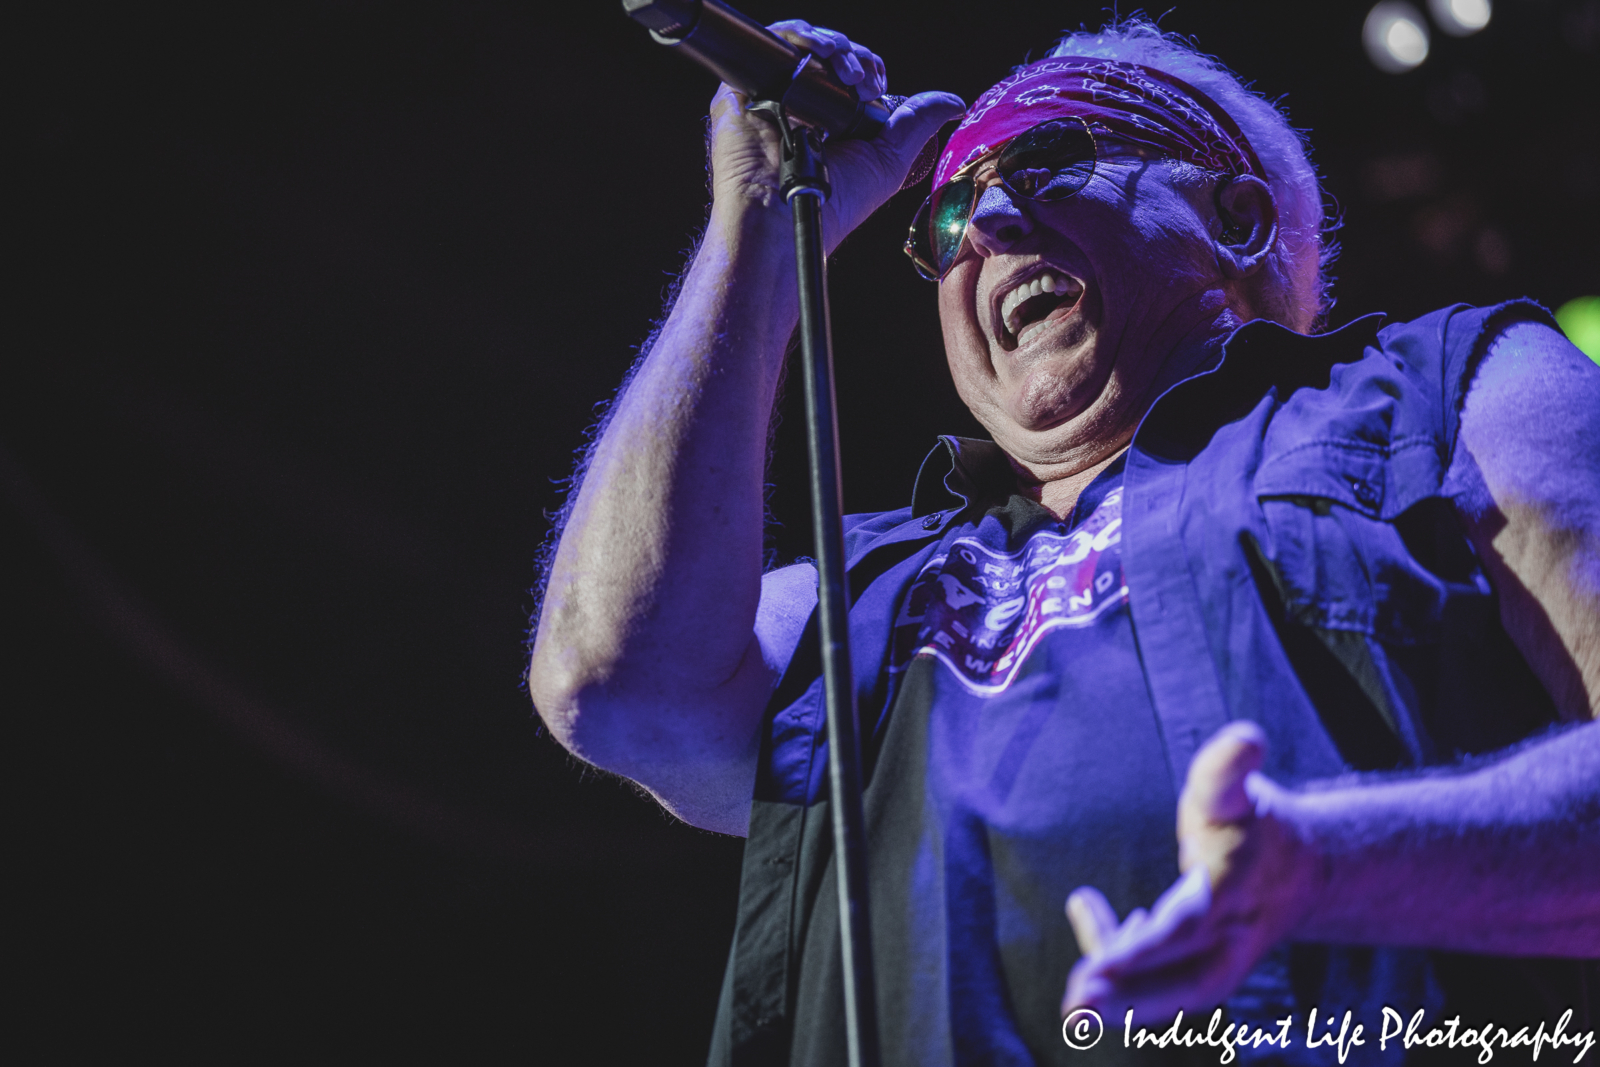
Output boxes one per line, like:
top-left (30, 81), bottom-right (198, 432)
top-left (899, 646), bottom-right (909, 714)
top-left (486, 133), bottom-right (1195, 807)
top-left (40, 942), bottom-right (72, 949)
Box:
top-left (1061, 722), bottom-right (1326, 1023)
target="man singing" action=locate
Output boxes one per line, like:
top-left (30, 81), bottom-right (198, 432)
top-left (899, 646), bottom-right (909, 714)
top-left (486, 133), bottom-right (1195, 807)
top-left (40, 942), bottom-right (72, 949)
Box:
top-left (527, 17), bottom-right (1599, 1065)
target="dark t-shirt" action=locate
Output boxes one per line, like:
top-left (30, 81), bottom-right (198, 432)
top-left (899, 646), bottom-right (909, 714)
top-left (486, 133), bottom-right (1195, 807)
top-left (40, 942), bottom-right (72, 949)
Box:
top-left (789, 459), bottom-right (1222, 1065)
top-left (812, 458), bottom-right (1186, 1063)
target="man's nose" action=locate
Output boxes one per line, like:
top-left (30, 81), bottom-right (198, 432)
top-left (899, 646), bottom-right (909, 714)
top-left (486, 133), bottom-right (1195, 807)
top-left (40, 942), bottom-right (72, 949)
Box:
top-left (965, 183), bottom-right (1034, 255)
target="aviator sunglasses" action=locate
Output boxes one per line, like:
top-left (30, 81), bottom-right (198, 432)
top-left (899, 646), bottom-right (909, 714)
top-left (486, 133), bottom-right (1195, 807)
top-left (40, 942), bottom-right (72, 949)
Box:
top-left (904, 117), bottom-right (1100, 282)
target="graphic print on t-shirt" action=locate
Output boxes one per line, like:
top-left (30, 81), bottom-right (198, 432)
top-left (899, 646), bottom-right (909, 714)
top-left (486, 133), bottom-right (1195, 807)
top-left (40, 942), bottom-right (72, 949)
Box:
top-left (891, 485), bottom-right (1127, 695)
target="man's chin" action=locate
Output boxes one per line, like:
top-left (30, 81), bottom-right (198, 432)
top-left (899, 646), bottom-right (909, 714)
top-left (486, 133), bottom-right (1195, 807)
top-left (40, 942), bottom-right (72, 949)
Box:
top-left (984, 369), bottom-right (1131, 466)
top-left (987, 409), bottom-right (1097, 466)
top-left (1000, 350), bottom-right (1111, 434)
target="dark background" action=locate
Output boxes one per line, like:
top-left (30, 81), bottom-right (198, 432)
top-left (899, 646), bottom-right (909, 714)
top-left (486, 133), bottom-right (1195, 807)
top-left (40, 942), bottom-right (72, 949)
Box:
top-left (11, 0), bottom-right (1598, 1062)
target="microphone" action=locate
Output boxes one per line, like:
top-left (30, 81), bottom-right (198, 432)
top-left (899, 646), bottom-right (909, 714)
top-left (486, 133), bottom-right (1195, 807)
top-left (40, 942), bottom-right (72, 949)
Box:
top-left (622, 0), bottom-right (895, 140)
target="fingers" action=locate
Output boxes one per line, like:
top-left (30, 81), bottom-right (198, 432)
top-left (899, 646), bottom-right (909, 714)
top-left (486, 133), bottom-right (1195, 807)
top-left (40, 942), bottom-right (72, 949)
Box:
top-left (1181, 721), bottom-right (1267, 828)
top-left (769, 21), bottom-right (888, 100)
top-left (1065, 870), bottom-right (1211, 989)
top-left (1096, 868), bottom-right (1219, 977)
top-left (1069, 942), bottom-right (1248, 1026)
top-left (1064, 873), bottom-right (1213, 997)
top-left (1062, 731), bottom-right (1308, 1028)
top-left (1065, 886), bottom-right (1119, 957)
top-left (1062, 956), bottom-right (1111, 1015)
top-left (1129, 867), bottom-right (1211, 954)
top-left (770, 20), bottom-right (840, 56)
top-left (858, 50), bottom-right (887, 100)
top-left (1062, 870), bottom-right (1252, 1025)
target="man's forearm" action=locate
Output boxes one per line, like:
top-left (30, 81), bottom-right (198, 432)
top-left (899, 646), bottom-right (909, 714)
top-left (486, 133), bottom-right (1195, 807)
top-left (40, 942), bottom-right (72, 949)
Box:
top-left (528, 201), bottom-right (797, 769)
top-left (1293, 721), bottom-right (1600, 954)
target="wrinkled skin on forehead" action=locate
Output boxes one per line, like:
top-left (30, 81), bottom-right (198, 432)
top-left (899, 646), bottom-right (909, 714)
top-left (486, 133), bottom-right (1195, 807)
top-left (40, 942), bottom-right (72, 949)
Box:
top-left (936, 148), bottom-right (1255, 494)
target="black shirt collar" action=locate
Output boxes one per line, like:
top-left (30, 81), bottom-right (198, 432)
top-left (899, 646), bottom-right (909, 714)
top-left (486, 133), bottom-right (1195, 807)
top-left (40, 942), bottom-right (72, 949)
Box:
top-left (911, 435), bottom-right (1017, 517)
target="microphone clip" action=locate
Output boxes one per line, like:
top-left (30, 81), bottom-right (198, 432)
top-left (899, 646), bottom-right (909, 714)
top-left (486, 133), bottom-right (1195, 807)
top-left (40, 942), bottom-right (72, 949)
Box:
top-left (747, 99), bottom-right (831, 204)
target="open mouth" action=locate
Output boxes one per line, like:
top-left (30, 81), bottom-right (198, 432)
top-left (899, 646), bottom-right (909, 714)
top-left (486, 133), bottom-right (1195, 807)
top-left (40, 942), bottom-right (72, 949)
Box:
top-left (998, 270), bottom-right (1085, 351)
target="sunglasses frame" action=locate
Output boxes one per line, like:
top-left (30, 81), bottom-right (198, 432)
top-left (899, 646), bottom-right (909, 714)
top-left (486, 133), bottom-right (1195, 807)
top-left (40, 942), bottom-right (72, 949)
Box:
top-left (903, 116), bottom-right (1101, 282)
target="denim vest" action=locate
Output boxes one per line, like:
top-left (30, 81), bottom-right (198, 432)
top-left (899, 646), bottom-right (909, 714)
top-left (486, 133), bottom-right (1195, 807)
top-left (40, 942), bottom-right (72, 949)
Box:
top-left (708, 301), bottom-right (1562, 1066)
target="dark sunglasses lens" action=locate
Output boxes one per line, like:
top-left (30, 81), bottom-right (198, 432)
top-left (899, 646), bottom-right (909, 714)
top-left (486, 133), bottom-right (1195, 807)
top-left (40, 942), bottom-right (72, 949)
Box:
top-left (999, 119), bottom-right (1095, 201)
top-left (928, 178), bottom-right (976, 276)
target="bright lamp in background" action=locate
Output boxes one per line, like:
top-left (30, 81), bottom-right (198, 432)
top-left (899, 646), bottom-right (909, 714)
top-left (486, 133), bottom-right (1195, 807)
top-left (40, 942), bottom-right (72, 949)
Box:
top-left (1556, 297), bottom-right (1600, 364)
top-left (1429, 0), bottom-right (1493, 36)
top-left (1365, 1), bottom-right (1432, 72)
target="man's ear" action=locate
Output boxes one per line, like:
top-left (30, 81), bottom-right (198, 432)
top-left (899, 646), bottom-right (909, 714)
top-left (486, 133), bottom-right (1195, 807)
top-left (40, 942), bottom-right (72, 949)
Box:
top-left (1213, 175), bottom-right (1278, 280)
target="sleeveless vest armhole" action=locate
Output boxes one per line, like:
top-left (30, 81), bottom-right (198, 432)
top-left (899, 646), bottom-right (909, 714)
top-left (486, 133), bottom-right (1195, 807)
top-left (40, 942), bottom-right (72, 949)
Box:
top-left (1441, 298), bottom-right (1559, 462)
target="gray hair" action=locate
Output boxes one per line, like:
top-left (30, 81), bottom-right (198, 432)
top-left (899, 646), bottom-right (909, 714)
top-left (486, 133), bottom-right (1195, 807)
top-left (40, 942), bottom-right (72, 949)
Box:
top-left (1048, 18), bottom-right (1334, 331)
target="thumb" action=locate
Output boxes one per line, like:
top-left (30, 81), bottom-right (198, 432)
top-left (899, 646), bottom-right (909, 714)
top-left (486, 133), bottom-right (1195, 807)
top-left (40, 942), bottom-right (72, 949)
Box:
top-left (876, 91), bottom-right (965, 176)
top-left (1065, 886), bottom-right (1119, 958)
top-left (1179, 720), bottom-right (1267, 830)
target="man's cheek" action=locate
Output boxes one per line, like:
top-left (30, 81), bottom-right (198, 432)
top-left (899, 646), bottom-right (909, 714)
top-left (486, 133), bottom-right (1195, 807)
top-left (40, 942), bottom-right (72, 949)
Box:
top-left (936, 273), bottom-right (984, 340)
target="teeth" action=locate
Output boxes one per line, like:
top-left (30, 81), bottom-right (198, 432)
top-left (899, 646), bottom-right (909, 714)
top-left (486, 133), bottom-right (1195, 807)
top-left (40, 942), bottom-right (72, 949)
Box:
top-left (1000, 271), bottom-right (1079, 335)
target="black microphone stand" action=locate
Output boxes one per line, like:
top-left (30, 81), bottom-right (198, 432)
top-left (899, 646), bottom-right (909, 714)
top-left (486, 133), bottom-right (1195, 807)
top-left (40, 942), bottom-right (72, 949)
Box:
top-left (747, 100), bottom-right (881, 1067)
top-left (622, 4), bottom-right (885, 1060)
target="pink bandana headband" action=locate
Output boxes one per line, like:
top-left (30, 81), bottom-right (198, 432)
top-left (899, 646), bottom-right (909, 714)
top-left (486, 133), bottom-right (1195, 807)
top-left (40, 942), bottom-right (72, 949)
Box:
top-left (934, 58), bottom-right (1266, 189)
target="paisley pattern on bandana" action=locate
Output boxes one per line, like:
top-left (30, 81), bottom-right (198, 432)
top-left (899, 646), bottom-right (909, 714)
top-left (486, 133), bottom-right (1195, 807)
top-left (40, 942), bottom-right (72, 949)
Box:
top-left (934, 58), bottom-right (1265, 188)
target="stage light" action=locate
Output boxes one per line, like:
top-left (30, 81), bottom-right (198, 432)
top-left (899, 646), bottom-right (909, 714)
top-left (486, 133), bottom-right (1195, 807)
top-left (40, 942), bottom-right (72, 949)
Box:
top-left (1429, 0), bottom-right (1492, 36)
top-left (1365, 2), bottom-right (1432, 72)
top-left (1556, 296), bottom-right (1600, 363)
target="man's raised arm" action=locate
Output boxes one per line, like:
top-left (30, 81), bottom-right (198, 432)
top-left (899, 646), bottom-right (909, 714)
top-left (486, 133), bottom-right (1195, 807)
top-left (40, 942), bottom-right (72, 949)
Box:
top-left (525, 24), bottom-right (961, 835)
